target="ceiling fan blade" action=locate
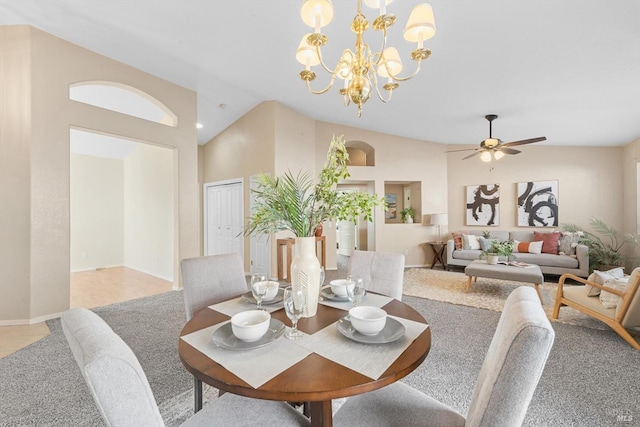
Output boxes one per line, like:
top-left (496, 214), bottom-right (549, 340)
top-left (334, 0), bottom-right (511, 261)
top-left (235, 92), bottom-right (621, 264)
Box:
top-left (499, 147), bottom-right (521, 155)
top-left (445, 147), bottom-right (477, 153)
top-left (503, 137), bottom-right (546, 147)
top-left (462, 151), bottom-right (484, 160)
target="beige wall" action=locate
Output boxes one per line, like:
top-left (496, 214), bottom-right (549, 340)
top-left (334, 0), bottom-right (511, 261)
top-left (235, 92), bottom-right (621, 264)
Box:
top-left (0, 26), bottom-right (198, 324)
top-left (70, 154), bottom-right (124, 271)
top-left (623, 137), bottom-right (640, 270)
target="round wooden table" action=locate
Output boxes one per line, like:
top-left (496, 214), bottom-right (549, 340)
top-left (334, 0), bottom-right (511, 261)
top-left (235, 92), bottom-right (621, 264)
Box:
top-left (179, 297), bottom-right (431, 427)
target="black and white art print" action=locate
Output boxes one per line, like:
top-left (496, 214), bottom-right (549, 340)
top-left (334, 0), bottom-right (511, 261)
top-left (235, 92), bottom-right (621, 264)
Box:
top-left (517, 180), bottom-right (559, 227)
top-left (465, 184), bottom-right (500, 226)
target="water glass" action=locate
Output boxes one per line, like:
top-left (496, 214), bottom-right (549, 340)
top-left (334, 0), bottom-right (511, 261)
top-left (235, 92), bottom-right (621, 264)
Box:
top-left (283, 286), bottom-right (306, 340)
top-left (346, 276), bottom-right (365, 308)
top-left (250, 274), bottom-right (268, 310)
top-left (318, 266), bottom-right (326, 296)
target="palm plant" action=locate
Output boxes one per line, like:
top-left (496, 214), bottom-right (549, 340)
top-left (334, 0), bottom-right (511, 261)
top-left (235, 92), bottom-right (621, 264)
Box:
top-left (245, 135), bottom-right (385, 237)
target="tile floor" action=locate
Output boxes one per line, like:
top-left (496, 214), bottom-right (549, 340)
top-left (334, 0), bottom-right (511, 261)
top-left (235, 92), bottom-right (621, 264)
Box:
top-left (0, 267), bottom-right (173, 358)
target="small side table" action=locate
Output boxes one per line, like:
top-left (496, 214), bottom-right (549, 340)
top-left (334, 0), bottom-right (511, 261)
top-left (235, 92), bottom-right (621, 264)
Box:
top-left (424, 241), bottom-right (446, 269)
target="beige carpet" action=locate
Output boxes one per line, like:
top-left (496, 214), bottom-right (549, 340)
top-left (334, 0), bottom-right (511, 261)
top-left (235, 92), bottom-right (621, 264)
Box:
top-left (402, 268), bottom-right (613, 332)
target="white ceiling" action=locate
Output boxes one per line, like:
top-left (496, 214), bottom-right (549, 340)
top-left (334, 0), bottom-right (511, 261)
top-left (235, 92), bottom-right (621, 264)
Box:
top-left (1, 0), bottom-right (639, 148)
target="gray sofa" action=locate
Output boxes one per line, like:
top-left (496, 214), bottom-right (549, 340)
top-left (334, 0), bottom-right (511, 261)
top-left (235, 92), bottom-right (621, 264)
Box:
top-left (446, 230), bottom-right (589, 278)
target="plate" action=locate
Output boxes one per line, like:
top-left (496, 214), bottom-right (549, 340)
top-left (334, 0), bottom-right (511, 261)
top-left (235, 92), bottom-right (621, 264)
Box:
top-left (336, 316), bottom-right (405, 344)
top-left (321, 286), bottom-right (366, 302)
top-left (241, 288), bottom-right (284, 305)
top-left (212, 319), bottom-right (286, 350)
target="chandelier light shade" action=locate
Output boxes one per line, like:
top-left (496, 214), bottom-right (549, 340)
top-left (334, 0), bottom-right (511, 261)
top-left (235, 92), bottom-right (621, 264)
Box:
top-left (297, 0), bottom-right (437, 117)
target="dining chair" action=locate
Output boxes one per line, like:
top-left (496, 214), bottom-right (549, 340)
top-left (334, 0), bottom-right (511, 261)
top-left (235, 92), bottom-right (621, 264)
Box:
top-left (181, 253), bottom-right (249, 411)
top-left (334, 286), bottom-right (555, 427)
top-left (553, 267), bottom-right (640, 349)
top-left (347, 250), bottom-right (405, 300)
top-left (61, 308), bottom-right (310, 427)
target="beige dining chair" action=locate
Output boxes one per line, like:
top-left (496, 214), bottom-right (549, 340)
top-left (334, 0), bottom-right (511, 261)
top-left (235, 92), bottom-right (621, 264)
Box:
top-left (347, 250), bottom-right (405, 300)
top-left (181, 253), bottom-right (250, 412)
top-left (61, 308), bottom-right (310, 427)
top-left (553, 267), bottom-right (640, 350)
top-left (334, 286), bottom-right (555, 427)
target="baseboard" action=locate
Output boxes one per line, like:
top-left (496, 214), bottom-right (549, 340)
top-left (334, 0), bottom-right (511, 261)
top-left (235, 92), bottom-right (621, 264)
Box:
top-left (0, 310), bottom-right (66, 326)
top-left (122, 264), bottom-right (174, 282)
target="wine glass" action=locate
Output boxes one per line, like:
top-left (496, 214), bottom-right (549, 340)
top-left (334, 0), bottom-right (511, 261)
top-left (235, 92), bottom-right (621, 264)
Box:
top-left (346, 276), bottom-right (365, 308)
top-left (318, 266), bottom-right (326, 296)
top-left (283, 286), bottom-right (306, 340)
top-left (250, 274), bottom-right (268, 310)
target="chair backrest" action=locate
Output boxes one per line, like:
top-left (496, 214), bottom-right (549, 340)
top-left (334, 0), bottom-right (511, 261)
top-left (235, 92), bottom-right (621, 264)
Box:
top-left (61, 308), bottom-right (165, 427)
top-left (181, 253), bottom-right (248, 320)
top-left (347, 250), bottom-right (405, 300)
top-left (465, 286), bottom-right (555, 427)
top-left (620, 267), bottom-right (640, 328)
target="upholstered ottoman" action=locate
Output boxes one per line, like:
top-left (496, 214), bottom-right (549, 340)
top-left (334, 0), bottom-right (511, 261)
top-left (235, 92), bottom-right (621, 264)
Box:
top-left (464, 260), bottom-right (545, 303)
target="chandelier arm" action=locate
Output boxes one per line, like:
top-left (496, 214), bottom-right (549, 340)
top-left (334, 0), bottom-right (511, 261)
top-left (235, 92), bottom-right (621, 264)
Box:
top-left (304, 75), bottom-right (337, 95)
top-left (371, 72), bottom-right (393, 103)
top-left (385, 59), bottom-right (424, 83)
top-left (372, 27), bottom-right (390, 68)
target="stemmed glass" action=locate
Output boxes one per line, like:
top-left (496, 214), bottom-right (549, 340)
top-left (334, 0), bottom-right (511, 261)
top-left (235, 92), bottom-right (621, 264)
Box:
top-left (283, 286), bottom-right (306, 340)
top-left (250, 274), bottom-right (268, 310)
top-left (318, 266), bottom-right (326, 296)
top-left (346, 276), bottom-right (365, 308)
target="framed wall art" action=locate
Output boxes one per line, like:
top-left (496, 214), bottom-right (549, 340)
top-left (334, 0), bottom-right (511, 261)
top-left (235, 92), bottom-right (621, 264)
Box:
top-left (465, 184), bottom-right (500, 226)
top-left (385, 193), bottom-right (397, 219)
top-left (517, 180), bottom-right (558, 227)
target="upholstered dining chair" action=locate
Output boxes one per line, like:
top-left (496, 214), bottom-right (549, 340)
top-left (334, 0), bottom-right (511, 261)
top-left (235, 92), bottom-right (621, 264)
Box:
top-left (61, 308), bottom-right (310, 427)
top-left (180, 253), bottom-right (249, 411)
top-left (347, 250), bottom-right (405, 300)
top-left (334, 286), bottom-right (555, 427)
top-left (553, 267), bottom-right (640, 350)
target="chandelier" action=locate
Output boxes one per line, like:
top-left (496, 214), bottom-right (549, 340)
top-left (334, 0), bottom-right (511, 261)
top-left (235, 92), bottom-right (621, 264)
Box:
top-left (296, 0), bottom-right (436, 117)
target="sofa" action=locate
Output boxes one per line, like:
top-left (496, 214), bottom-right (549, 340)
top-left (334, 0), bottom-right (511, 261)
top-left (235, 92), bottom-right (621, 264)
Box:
top-left (446, 230), bottom-right (589, 278)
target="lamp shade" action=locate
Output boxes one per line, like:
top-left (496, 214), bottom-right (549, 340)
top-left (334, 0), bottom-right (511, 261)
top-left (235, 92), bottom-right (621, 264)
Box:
top-left (363, 0), bottom-right (395, 8)
top-left (377, 47), bottom-right (403, 78)
top-left (404, 3), bottom-right (436, 43)
top-left (301, 0), bottom-right (334, 29)
top-left (429, 213), bottom-right (448, 226)
top-left (480, 151), bottom-right (492, 162)
top-left (296, 34), bottom-right (321, 66)
top-left (494, 150), bottom-right (505, 160)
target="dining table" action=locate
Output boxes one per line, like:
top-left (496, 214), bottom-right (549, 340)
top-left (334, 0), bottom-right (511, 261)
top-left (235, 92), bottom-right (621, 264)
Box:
top-left (178, 288), bottom-right (432, 427)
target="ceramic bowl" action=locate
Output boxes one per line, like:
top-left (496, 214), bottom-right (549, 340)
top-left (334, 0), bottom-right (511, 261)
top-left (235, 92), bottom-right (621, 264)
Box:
top-left (330, 279), bottom-right (351, 297)
top-left (349, 306), bottom-right (387, 336)
top-left (260, 281), bottom-right (280, 301)
top-left (231, 310), bottom-right (271, 342)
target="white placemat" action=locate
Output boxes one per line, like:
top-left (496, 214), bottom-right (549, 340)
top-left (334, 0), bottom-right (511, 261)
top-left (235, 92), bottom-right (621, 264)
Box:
top-left (295, 315), bottom-right (429, 380)
top-left (181, 321), bottom-right (312, 389)
top-left (319, 292), bottom-right (393, 311)
top-left (209, 297), bottom-right (283, 317)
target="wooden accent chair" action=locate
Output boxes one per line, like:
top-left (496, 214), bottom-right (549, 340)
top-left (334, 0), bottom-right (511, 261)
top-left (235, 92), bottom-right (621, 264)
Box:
top-left (180, 253), bottom-right (249, 412)
top-left (61, 308), bottom-right (310, 427)
top-left (347, 250), bottom-right (405, 300)
top-left (553, 267), bottom-right (640, 350)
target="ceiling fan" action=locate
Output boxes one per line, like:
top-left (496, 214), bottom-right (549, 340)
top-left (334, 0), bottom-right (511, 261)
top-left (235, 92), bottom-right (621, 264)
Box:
top-left (447, 115), bottom-right (546, 161)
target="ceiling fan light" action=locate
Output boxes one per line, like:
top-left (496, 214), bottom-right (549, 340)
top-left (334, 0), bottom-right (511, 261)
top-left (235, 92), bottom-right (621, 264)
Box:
top-left (494, 150), bottom-right (505, 160)
top-left (484, 138), bottom-right (500, 148)
top-left (480, 151), bottom-right (492, 162)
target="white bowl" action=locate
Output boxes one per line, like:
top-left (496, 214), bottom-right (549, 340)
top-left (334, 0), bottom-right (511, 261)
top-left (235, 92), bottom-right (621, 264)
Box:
top-left (258, 281), bottom-right (280, 301)
top-left (330, 279), bottom-right (351, 297)
top-left (349, 306), bottom-right (387, 336)
top-left (231, 310), bottom-right (271, 342)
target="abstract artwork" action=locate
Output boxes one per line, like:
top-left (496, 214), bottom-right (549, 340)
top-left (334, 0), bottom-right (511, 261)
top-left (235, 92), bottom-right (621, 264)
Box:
top-left (385, 194), bottom-right (397, 219)
top-left (466, 184), bottom-right (500, 226)
top-left (517, 180), bottom-right (558, 227)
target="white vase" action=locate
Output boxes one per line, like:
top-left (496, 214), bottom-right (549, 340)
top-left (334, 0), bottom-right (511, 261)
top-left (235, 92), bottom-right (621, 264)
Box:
top-left (406, 216), bottom-right (414, 224)
top-left (290, 236), bottom-right (321, 317)
top-left (487, 254), bottom-right (499, 265)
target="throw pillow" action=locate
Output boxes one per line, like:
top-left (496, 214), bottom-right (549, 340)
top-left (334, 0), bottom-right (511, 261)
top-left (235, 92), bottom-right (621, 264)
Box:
top-left (451, 231), bottom-right (467, 250)
top-left (462, 234), bottom-right (481, 250)
top-left (558, 231), bottom-right (581, 256)
top-left (478, 236), bottom-right (496, 252)
top-left (533, 231), bottom-right (562, 255)
top-left (512, 240), bottom-right (543, 254)
top-left (586, 267), bottom-right (625, 297)
top-left (599, 276), bottom-right (630, 309)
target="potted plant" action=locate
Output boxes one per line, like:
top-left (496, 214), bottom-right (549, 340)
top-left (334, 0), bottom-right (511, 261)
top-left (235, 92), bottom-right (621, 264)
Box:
top-left (400, 206), bottom-right (415, 223)
top-left (481, 240), bottom-right (514, 265)
top-left (246, 135), bottom-right (385, 316)
top-left (562, 218), bottom-right (639, 273)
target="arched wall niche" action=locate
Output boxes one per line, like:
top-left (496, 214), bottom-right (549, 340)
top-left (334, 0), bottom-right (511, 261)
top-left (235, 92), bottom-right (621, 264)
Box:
top-left (69, 81), bottom-right (178, 127)
top-left (346, 140), bottom-right (375, 166)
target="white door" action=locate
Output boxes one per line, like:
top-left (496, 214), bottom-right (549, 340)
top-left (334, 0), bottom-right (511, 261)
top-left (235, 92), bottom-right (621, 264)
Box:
top-left (249, 176), bottom-right (271, 275)
top-left (204, 180), bottom-right (244, 258)
top-left (338, 220), bottom-right (356, 256)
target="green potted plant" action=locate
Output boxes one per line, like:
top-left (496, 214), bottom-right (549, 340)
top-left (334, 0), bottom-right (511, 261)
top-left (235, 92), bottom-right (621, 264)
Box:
top-left (562, 218), bottom-right (639, 272)
top-left (481, 240), bottom-right (514, 265)
top-left (400, 206), bottom-right (415, 223)
top-left (246, 135), bottom-right (385, 316)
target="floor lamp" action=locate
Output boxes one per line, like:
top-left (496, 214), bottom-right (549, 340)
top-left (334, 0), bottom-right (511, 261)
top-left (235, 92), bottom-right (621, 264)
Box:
top-left (430, 213), bottom-right (448, 243)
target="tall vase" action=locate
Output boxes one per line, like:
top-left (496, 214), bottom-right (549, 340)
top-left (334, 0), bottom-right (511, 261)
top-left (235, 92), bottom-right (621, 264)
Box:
top-left (290, 236), bottom-right (321, 318)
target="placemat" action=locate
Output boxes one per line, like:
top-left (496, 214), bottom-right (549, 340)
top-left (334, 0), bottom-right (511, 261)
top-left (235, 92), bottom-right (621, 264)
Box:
top-left (209, 297), bottom-right (283, 317)
top-left (319, 292), bottom-right (393, 311)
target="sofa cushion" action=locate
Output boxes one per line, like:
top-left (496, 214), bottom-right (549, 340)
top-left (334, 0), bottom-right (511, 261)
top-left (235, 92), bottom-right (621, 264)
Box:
top-left (533, 231), bottom-right (562, 255)
top-left (451, 231), bottom-right (467, 250)
top-left (509, 231), bottom-right (534, 242)
top-left (559, 232), bottom-right (581, 256)
top-left (453, 249), bottom-right (483, 261)
top-left (512, 253), bottom-right (579, 268)
top-left (513, 240), bottom-right (543, 254)
top-left (600, 276), bottom-right (630, 309)
top-left (479, 237), bottom-right (497, 252)
top-left (463, 234), bottom-right (481, 250)
top-left (587, 267), bottom-right (625, 297)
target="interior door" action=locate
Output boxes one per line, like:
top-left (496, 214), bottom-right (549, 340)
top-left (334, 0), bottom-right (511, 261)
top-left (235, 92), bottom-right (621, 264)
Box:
top-left (249, 176), bottom-right (270, 275)
top-left (204, 180), bottom-right (243, 258)
top-left (337, 220), bottom-right (356, 256)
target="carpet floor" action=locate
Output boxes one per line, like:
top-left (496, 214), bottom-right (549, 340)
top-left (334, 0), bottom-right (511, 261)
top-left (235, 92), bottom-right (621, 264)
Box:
top-left (1, 269), bottom-right (639, 426)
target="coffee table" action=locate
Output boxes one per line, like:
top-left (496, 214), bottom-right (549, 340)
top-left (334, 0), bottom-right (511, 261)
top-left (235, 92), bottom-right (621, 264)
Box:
top-left (464, 260), bottom-right (545, 303)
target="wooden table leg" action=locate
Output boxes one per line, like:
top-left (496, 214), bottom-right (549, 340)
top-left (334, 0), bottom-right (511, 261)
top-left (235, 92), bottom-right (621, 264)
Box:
top-left (309, 400), bottom-right (332, 427)
top-left (534, 283), bottom-right (543, 304)
top-left (466, 276), bottom-right (473, 292)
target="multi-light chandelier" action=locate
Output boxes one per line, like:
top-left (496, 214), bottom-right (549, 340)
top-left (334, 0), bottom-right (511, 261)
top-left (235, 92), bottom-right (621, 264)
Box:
top-left (296, 0), bottom-right (436, 117)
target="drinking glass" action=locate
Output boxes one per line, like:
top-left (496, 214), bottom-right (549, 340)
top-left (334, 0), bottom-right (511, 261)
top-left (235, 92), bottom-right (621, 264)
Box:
top-left (250, 274), bottom-right (268, 310)
top-left (318, 266), bottom-right (326, 296)
top-left (346, 276), bottom-right (365, 308)
top-left (283, 286), bottom-right (306, 340)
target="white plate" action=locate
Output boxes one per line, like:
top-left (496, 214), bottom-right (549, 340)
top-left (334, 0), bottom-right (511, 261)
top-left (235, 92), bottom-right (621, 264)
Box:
top-left (241, 288), bottom-right (285, 305)
top-left (212, 319), bottom-right (285, 350)
top-left (321, 286), bottom-right (366, 302)
top-left (336, 316), bottom-right (405, 344)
